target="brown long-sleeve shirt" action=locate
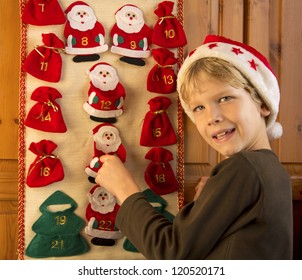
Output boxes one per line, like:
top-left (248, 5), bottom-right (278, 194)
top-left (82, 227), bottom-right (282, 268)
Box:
top-left (116, 149), bottom-right (293, 259)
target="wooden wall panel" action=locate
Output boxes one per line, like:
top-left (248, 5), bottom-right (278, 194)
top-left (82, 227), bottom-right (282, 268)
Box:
top-left (247, 0), bottom-right (270, 56)
top-left (0, 0), bottom-right (20, 260)
top-left (183, 0), bottom-right (220, 202)
top-left (278, 1), bottom-right (302, 203)
top-left (0, 0), bottom-right (20, 160)
top-left (221, 0), bottom-right (244, 40)
top-left (279, 1), bottom-right (302, 163)
top-left (0, 200), bottom-right (18, 260)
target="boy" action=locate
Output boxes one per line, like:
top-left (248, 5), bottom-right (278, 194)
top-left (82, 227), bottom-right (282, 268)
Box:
top-left (95, 35), bottom-right (293, 259)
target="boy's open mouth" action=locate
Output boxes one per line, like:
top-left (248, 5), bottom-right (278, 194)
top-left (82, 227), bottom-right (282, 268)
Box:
top-left (213, 128), bottom-right (235, 140)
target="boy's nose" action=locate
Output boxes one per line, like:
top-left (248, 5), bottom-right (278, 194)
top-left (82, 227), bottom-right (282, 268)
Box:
top-left (207, 105), bottom-right (223, 125)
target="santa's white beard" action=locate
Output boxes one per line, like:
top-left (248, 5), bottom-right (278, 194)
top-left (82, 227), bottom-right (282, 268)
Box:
top-left (91, 197), bottom-right (116, 214)
top-left (116, 15), bottom-right (144, 33)
top-left (68, 16), bottom-right (97, 31)
top-left (91, 76), bottom-right (119, 91)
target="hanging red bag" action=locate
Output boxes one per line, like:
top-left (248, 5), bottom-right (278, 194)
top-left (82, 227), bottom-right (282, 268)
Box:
top-left (22, 0), bottom-right (66, 26)
top-left (26, 140), bottom-right (64, 188)
top-left (22, 33), bottom-right (65, 82)
top-left (25, 86), bottom-right (67, 133)
top-left (144, 147), bottom-right (178, 195)
top-left (147, 48), bottom-right (177, 94)
top-left (140, 96), bottom-right (177, 147)
top-left (152, 1), bottom-right (187, 48)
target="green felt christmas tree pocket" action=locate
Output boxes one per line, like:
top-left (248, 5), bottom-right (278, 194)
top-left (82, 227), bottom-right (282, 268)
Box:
top-left (26, 233), bottom-right (89, 258)
top-left (26, 191), bottom-right (89, 258)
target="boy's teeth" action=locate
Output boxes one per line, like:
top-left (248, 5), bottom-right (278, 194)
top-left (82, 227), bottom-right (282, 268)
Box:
top-left (215, 129), bottom-right (235, 139)
top-left (216, 132), bottom-right (226, 138)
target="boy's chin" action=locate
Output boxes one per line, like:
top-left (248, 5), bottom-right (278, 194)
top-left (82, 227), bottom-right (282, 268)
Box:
top-left (211, 145), bottom-right (242, 158)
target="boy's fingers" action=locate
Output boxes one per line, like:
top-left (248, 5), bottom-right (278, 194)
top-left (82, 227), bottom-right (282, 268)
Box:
top-left (99, 154), bottom-right (113, 163)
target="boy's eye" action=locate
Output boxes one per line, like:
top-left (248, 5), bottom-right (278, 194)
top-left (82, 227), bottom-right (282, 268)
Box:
top-left (219, 96), bottom-right (232, 103)
top-left (218, 96), bottom-right (233, 103)
top-left (193, 105), bottom-right (205, 112)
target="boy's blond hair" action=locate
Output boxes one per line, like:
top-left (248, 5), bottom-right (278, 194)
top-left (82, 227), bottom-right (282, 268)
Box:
top-left (180, 57), bottom-right (263, 107)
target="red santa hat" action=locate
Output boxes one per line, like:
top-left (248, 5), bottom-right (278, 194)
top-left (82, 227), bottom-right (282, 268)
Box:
top-left (65, 1), bottom-right (91, 15)
top-left (177, 35), bottom-right (282, 140)
top-left (89, 184), bottom-right (100, 195)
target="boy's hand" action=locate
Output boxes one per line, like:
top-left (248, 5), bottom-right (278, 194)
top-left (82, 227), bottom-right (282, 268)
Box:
top-left (193, 176), bottom-right (209, 201)
top-left (95, 155), bottom-right (140, 204)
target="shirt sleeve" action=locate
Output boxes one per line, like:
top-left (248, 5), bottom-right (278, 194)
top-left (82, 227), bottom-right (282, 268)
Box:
top-left (116, 153), bottom-right (262, 259)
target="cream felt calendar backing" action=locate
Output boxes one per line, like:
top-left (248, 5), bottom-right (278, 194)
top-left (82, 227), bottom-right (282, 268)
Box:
top-left (18, 0), bottom-right (185, 259)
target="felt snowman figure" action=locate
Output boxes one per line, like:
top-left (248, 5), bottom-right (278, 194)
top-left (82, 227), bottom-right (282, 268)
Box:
top-left (110, 4), bottom-right (152, 66)
top-left (85, 185), bottom-right (123, 246)
top-left (85, 124), bottom-right (126, 183)
top-left (83, 62), bottom-right (126, 123)
top-left (64, 1), bottom-right (108, 62)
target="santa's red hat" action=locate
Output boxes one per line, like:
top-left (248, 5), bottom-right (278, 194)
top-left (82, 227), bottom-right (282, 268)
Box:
top-left (177, 35), bottom-right (282, 140)
top-left (65, 1), bottom-right (91, 14)
top-left (89, 185), bottom-right (101, 195)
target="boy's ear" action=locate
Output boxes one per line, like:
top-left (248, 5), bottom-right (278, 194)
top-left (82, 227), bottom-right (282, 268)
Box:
top-left (260, 104), bottom-right (271, 117)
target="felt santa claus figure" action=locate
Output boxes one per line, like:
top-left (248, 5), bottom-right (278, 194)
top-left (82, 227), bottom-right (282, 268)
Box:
top-left (83, 62), bottom-right (126, 123)
top-left (85, 185), bottom-right (123, 246)
top-left (85, 124), bottom-right (126, 183)
top-left (64, 1), bottom-right (108, 62)
top-left (110, 4), bottom-right (152, 66)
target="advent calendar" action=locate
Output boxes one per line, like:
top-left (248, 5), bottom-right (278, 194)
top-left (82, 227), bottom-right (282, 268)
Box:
top-left (18, 0), bottom-right (186, 259)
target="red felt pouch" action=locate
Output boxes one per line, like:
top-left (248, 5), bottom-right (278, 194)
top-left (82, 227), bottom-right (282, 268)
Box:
top-left (152, 1), bottom-right (187, 48)
top-left (22, 33), bottom-right (64, 82)
top-left (140, 96), bottom-right (177, 147)
top-left (26, 140), bottom-right (64, 188)
top-left (25, 86), bottom-right (67, 133)
top-left (22, 0), bottom-right (66, 26)
top-left (144, 147), bottom-right (178, 195)
top-left (147, 48), bottom-right (177, 94)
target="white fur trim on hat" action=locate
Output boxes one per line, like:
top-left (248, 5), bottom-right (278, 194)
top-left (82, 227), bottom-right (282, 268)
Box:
top-left (177, 35), bottom-right (282, 140)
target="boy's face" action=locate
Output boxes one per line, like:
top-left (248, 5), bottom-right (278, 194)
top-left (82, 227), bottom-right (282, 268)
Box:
top-left (188, 76), bottom-right (271, 157)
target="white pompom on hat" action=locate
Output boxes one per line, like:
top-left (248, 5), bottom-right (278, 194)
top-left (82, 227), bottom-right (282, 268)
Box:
top-left (177, 35), bottom-right (282, 140)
